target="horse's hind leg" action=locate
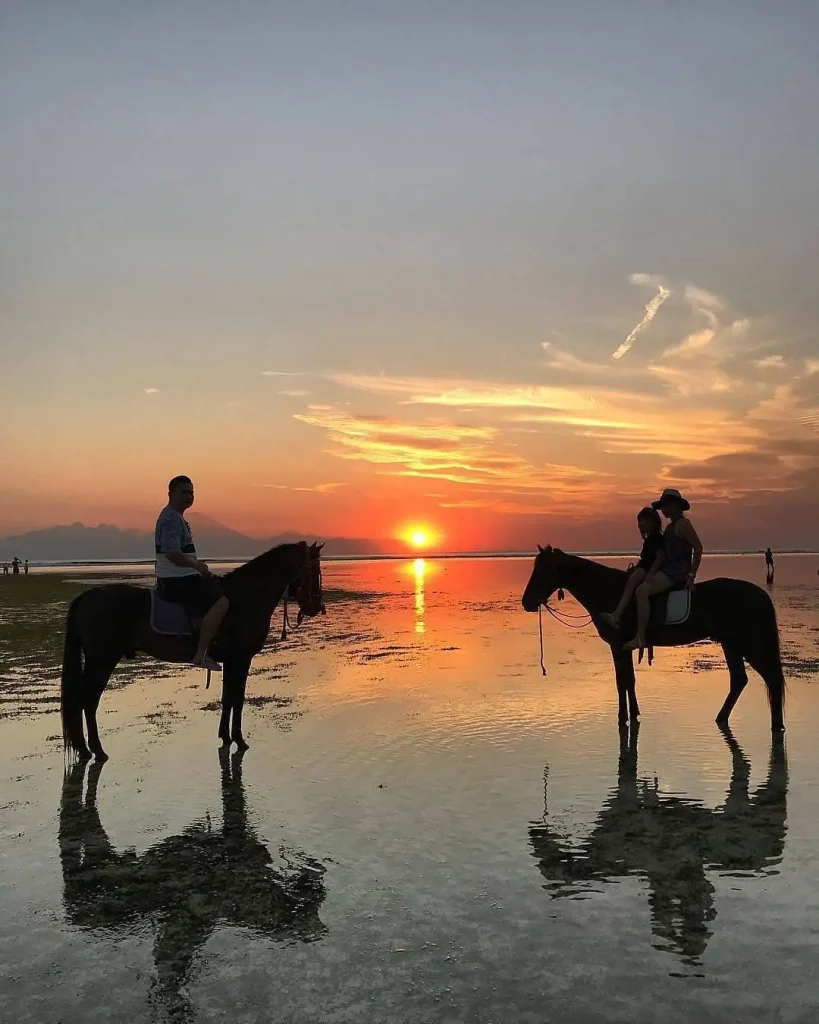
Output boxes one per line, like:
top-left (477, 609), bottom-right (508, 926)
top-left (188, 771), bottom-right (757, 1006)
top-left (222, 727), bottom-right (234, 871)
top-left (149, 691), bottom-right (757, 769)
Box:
top-left (716, 642), bottom-right (748, 726)
top-left (83, 658), bottom-right (119, 762)
top-left (66, 711), bottom-right (92, 762)
top-left (743, 648), bottom-right (785, 733)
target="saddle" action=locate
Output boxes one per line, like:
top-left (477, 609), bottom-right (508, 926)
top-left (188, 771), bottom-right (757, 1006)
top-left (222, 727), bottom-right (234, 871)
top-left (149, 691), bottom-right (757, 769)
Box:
top-left (149, 587), bottom-right (197, 637)
top-left (653, 586), bottom-right (692, 628)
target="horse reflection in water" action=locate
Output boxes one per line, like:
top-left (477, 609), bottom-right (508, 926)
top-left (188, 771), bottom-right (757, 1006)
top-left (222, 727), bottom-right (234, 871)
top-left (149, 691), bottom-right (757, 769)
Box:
top-left (529, 726), bottom-right (787, 972)
top-left (59, 749), bottom-right (326, 1020)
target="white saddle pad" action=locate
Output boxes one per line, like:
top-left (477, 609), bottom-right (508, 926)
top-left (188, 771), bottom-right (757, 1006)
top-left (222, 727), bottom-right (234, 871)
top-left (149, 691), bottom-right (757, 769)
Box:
top-left (664, 588), bottom-right (692, 626)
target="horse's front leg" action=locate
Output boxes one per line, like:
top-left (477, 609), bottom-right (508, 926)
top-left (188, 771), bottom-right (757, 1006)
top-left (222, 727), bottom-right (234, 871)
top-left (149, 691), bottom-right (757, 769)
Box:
top-left (225, 656), bottom-right (252, 751)
top-left (611, 647), bottom-right (639, 727)
top-left (218, 672), bottom-right (233, 748)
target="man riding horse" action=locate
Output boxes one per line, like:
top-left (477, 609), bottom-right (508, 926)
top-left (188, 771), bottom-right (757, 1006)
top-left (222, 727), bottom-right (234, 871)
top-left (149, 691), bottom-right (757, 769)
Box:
top-left (155, 475), bottom-right (229, 672)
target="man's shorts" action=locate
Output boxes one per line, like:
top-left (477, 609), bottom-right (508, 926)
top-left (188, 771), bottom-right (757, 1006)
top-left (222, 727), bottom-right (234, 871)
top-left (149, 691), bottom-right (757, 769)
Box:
top-left (159, 574), bottom-right (224, 619)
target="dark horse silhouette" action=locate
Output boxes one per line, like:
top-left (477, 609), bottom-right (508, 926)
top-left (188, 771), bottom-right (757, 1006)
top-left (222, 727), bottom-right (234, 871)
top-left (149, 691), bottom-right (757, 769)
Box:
top-left (529, 725), bottom-right (787, 971)
top-left (522, 547), bottom-right (785, 731)
top-left (59, 751), bottom-right (327, 1021)
top-left (61, 542), bottom-right (325, 760)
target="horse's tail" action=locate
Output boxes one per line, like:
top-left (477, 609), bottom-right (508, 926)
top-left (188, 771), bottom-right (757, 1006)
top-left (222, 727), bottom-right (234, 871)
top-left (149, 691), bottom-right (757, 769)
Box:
top-left (758, 591), bottom-right (786, 729)
top-left (60, 595), bottom-right (85, 753)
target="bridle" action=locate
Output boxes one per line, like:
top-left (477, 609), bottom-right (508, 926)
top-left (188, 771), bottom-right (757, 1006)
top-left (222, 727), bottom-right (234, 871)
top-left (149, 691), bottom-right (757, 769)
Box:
top-left (281, 541), bottom-right (326, 640)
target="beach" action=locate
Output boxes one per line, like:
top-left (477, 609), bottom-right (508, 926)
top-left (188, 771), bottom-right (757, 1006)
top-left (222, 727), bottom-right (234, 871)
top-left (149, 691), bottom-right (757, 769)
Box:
top-left (1, 553), bottom-right (818, 1023)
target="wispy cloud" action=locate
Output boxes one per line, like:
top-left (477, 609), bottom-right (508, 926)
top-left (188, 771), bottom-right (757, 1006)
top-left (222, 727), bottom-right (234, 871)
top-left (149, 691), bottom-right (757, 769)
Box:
top-left (754, 355), bottom-right (787, 371)
top-left (278, 389), bottom-right (311, 397)
top-left (612, 273), bottom-right (671, 360)
top-left (684, 284), bottom-right (723, 327)
top-left (144, 388), bottom-right (159, 395)
top-left (304, 280), bottom-right (819, 511)
top-left (257, 482), bottom-right (347, 494)
top-left (328, 372), bottom-right (597, 413)
top-left (262, 370), bottom-right (311, 377)
top-left (294, 405), bottom-right (608, 505)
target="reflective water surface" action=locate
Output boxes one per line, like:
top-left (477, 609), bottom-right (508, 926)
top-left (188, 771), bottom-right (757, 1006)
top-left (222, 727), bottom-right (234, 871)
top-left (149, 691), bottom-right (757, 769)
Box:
top-left (1, 554), bottom-right (818, 1022)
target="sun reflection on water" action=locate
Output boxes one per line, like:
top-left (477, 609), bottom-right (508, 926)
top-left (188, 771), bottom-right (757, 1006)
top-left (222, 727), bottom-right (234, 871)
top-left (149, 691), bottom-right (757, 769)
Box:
top-left (414, 557), bottom-right (426, 634)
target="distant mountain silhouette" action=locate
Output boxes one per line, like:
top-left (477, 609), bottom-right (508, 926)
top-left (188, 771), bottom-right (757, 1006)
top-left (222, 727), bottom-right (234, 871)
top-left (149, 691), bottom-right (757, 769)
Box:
top-left (0, 514), bottom-right (381, 561)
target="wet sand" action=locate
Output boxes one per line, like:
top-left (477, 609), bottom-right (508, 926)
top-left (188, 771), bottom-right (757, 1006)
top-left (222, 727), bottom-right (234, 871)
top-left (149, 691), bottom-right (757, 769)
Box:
top-left (1, 554), bottom-right (818, 1022)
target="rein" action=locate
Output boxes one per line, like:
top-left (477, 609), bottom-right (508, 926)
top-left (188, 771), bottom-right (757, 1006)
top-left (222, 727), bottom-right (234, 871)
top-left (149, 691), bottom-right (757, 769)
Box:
top-left (537, 585), bottom-right (594, 677)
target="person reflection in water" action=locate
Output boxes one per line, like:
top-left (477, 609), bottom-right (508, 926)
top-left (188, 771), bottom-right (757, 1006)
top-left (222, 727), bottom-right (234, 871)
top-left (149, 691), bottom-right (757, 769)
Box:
top-left (529, 725), bottom-right (787, 971)
top-left (59, 749), bottom-right (327, 1019)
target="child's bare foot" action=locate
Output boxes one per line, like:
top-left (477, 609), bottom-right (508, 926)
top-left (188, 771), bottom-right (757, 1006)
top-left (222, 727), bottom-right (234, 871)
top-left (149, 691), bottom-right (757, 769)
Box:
top-left (601, 612), bottom-right (620, 628)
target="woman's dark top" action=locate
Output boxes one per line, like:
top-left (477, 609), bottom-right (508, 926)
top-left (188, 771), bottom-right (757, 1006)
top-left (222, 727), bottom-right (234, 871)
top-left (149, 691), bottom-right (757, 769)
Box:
top-left (664, 521), bottom-right (693, 585)
top-left (638, 531), bottom-right (665, 572)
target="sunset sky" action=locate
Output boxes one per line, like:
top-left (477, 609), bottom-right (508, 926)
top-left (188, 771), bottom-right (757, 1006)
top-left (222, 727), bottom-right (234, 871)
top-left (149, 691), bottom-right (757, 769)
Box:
top-left (2, 3), bottom-right (818, 551)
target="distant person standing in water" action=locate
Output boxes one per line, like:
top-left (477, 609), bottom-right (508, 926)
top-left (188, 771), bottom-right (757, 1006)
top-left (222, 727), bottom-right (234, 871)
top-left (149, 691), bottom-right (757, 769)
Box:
top-left (11, 556), bottom-right (20, 575)
top-left (765, 547), bottom-right (774, 583)
top-left (155, 475), bottom-right (229, 671)
top-left (23, 559), bottom-right (29, 575)
top-left (2, 562), bottom-right (7, 575)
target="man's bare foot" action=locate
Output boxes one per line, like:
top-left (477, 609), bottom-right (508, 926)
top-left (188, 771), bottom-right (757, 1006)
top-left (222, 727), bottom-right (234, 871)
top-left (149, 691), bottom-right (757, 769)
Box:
top-left (232, 733), bottom-right (250, 752)
top-left (623, 636), bottom-right (645, 651)
top-left (193, 653), bottom-right (222, 672)
top-left (601, 612), bottom-right (620, 628)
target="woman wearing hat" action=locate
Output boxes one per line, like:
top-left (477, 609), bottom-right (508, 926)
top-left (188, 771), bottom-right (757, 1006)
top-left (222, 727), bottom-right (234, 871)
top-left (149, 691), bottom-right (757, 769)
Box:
top-left (624, 488), bottom-right (703, 651)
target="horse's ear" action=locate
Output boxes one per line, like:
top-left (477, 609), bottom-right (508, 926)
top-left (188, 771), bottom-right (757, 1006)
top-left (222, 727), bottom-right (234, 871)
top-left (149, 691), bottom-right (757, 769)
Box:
top-left (537, 544), bottom-right (544, 553)
top-left (545, 544), bottom-right (552, 553)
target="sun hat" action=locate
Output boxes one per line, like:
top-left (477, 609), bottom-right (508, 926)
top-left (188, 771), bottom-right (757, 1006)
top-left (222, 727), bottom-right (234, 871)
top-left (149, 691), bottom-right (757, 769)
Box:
top-left (651, 487), bottom-right (691, 512)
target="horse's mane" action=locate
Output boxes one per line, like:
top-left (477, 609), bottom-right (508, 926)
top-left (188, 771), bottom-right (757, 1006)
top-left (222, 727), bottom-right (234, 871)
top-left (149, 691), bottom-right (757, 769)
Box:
top-left (542, 546), bottom-right (627, 582)
top-left (223, 542), bottom-right (300, 582)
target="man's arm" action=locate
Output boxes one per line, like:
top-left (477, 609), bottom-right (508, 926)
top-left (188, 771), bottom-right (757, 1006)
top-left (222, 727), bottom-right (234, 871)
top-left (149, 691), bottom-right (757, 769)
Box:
top-left (157, 517), bottom-right (209, 575)
top-left (165, 550), bottom-right (208, 574)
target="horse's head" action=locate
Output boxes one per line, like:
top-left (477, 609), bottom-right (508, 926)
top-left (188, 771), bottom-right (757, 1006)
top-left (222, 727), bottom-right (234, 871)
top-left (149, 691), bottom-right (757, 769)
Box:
top-left (287, 541), bottom-right (326, 623)
top-left (521, 544), bottom-right (565, 612)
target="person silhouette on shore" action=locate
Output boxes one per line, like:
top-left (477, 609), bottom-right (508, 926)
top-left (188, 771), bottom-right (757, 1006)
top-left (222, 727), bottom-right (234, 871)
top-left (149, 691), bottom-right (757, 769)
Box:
top-left (765, 547), bottom-right (774, 584)
top-left (2, 562), bottom-right (7, 575)
top-left (23, 559), bottom-right (29, 575)
top-left (11, 556), bottom-right (20, 575)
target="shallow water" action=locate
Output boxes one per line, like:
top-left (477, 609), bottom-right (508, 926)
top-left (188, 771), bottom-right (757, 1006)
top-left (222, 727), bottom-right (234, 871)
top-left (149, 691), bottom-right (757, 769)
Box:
top-left (1, 554), bottom-right (818, 1023)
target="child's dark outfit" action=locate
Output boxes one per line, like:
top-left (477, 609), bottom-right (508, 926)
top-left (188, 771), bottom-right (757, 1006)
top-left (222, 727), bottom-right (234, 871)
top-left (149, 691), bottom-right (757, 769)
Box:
top-left (637, 531), bottom-right (664, 573)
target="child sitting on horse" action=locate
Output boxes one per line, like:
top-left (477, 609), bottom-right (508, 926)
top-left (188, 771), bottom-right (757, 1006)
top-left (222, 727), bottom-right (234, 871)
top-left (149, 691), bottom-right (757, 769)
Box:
top-left (601, 507), bottom-right (665, 630)
top-left (623, 487), bottom-right (703, 651)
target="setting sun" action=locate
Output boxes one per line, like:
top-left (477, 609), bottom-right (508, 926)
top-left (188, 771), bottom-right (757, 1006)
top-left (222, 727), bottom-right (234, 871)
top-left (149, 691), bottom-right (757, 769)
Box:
top-left (397, 523), bottom-right (440, 550)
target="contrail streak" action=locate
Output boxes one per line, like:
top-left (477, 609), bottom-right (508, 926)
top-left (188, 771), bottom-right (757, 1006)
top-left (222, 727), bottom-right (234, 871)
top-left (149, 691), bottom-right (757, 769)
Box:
top-left (612, 282), bottom-right (670, 360)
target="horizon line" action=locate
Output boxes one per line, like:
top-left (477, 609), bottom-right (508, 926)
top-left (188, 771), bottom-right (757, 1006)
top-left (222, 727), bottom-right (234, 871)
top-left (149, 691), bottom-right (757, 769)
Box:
top-left (15, 548), bottom-right (819, 569)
